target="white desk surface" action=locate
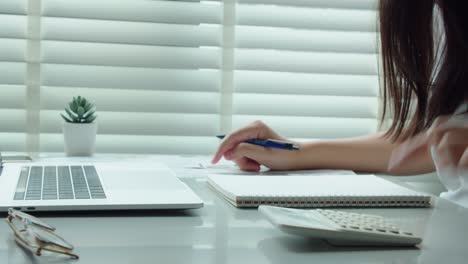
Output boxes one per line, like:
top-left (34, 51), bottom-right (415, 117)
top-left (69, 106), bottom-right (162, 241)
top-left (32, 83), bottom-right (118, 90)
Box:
top-left (0, 154), bottom-right (466, 264)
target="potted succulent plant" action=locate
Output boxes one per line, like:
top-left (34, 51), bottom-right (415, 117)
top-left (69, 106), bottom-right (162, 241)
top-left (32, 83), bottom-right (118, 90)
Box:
top-left (60, 96), bottom-right (98, 156)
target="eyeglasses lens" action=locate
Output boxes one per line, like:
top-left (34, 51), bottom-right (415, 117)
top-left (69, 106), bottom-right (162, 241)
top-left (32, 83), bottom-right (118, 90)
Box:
top-left (8, 209), bottom-right (55, 231)
top-left (27, 225), bottom-right (74, 250)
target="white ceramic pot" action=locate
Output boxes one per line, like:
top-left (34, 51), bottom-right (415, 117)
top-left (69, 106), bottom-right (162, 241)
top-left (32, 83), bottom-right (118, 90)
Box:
top-left (63, 122), bottom-right (97, 156)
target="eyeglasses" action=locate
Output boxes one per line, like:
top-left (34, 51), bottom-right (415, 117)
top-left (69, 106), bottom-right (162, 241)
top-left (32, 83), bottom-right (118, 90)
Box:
top-left (5, 208), bottom-right (79, 259)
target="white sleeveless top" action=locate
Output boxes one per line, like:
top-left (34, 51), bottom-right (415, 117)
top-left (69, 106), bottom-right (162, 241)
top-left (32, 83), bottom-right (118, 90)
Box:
top-left (433, 103), bottom-right (468, 207)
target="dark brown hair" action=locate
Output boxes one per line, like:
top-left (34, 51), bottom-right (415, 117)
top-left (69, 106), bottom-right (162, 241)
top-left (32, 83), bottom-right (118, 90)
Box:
top-left (379, 0), bottom-right (468, 141)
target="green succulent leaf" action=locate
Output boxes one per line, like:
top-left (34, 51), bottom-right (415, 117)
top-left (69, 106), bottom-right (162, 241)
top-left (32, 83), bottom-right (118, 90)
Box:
top-left (77, 106), bottom-right (85, 118)
top-left (83, 107), bottom-right (96, 118)
top-left (69, 102), bottom-right (77, 112)
top-left (85, 114), bottom-right (97, 123)
top-left (60, 113), bottom-right (73, 123)
top-left (65, 108), bottom-right (78, 120)
top-left (84, 102), bottom-right (93, 112)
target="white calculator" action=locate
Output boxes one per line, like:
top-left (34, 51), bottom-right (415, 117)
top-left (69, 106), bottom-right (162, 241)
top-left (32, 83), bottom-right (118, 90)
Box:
top-left (259, 205), bottom-right (422, 247)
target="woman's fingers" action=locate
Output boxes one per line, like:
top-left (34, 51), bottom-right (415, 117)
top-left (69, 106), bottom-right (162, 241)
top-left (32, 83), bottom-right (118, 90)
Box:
top-left (228, 142), bottom-right (296, 171)
top-left (211, 121), bottom-right (270, 164)
top-left (229, 143), bottom-right (270, 164)
top-left (212, 129), bottom-right (255, 164)
top-left (434, 128), bottom-right (468, 168)
top-left (234, 157), bottom-right (261, 172)
top-left (458, 147), bottom-right (468, 169)
top-left (430, 118), bottom-right (468, 145)
top-left (229, 142), bottom-right (272, 171)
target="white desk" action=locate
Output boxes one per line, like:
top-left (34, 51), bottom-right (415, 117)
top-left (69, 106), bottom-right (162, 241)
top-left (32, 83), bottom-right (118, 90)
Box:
top-left (0, 154), bottom-right (467, 264)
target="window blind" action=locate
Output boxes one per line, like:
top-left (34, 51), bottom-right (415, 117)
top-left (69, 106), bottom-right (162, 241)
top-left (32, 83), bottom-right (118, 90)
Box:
top-left (0, 0), bottom-right (380, 155)
top-left (0, 0), bottom-right (28, 151)
top-left (232, 0), bottom-right (380, 140)
top-left (39, 0), bottom-right (222, 154)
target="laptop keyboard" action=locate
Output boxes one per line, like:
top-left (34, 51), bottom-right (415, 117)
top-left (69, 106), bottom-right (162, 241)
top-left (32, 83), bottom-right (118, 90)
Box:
top-left (14, 166), bottom-right (106, 200)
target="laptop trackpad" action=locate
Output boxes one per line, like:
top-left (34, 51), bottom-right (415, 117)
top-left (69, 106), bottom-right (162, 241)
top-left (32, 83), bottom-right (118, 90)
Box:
top-left (98, 164), bottom-right (185, 190)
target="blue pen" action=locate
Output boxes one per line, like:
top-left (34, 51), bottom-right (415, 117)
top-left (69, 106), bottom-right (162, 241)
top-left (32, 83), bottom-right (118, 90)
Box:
top-left (216, 135), bottom-right (300, 151)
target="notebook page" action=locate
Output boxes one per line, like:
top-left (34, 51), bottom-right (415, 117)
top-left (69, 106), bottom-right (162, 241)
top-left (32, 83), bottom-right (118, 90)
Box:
top-left (208, 175), bottom-right (428, 198)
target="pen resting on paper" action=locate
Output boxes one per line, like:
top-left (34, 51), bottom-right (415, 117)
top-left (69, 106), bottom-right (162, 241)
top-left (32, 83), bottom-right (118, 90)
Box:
top-left (216, 135), bottom-right (300, 151)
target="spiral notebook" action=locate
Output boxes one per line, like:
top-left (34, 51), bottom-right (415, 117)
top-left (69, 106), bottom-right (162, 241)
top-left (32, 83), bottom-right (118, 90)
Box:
top-left (207, 174), bottom-right (432, 208)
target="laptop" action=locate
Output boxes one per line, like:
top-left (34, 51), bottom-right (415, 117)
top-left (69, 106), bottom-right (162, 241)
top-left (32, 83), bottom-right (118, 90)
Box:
top-left (0, 158), bottom-right (203, 212)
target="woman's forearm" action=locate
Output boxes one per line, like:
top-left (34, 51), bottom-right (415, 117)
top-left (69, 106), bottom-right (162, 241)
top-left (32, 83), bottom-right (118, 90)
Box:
top-left (292, 132), bottom-right (435, 175)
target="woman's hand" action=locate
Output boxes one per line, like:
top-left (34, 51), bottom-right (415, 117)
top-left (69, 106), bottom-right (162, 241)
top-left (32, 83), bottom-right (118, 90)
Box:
top-left (388, 115), bottom-right (468, 175)
top-left (211, 120), bottom-right (299, 171)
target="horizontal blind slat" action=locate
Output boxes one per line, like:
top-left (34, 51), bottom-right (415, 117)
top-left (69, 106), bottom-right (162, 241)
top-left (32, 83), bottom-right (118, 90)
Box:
top-left (41, 87), bottom-right (220, 114)
top-left (0, 62), bottom-right (26, 85)
top-left (0, 85), bottom-right (26, 108)
top-left (238, 0), bottom-right (377, 10)
top-left (237, 5), bottom-right (377, 32)
top-left (233, 115), bottom-right (377, 138)
top-left (42, 0), bottom-right (222, 24)
top-left (0, 109), bottom-right (27, 132)
top-left (237, 26), bottom-right (376, 53)
top-left (0, 15), bottom-right (27, 39)
top-left (42, 64), bottom-right (220, 91)
top-left (40, 134), bottom-right (217, 154)
top-left (235, 70), bottom-right (378, 96)
top-left (41, 111), bottom-right (219, 136)
top-left (233, 94), bottom-right (378, 118)
top-left (0, 39), bottom-right (26, 62)
top-left (42, 17), bottom-right (221, 47)
top-left (0, 0), bottom-right (27, 15)
top-left (0, 133), bottom-right (27, 151)
top-left (236, 49), bottom-right (377, 75)
top-left (41, 41), bottom-right (221, 68)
